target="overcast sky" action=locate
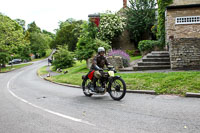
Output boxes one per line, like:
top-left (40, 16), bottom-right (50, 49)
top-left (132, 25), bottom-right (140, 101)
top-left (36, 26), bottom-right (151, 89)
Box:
top-left (0, 0), bottom-right (124, 33)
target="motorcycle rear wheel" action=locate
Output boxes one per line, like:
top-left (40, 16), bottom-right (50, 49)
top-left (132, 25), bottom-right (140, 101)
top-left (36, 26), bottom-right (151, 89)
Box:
top-left (82, 79), bottom-right (93, 97)
top-left (109, 77), bottom-right (126, 101)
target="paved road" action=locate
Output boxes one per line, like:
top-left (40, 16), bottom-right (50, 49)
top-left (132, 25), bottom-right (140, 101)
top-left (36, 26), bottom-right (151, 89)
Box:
top-left (0, 59), bottom-right (200, 133)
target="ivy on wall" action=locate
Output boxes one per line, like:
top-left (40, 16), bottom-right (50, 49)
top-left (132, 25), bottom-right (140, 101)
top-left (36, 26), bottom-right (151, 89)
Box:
top-left (157, 0), bottom-right (173, 46)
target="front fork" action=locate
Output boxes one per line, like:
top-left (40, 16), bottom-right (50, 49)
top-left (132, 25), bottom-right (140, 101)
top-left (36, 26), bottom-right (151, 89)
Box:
top-left (107, 76), bottom-right (121, 92)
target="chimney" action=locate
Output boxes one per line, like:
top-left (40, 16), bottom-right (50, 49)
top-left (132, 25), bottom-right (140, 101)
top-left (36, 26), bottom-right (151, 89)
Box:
top-left (123, 0), bottom-right (127, 8)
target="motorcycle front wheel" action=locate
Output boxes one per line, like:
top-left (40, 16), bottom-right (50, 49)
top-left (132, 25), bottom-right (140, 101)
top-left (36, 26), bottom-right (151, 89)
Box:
top-left (109, 77), bottom-right (126, 101)
top-left (82, 79), bottom-right (93, 97)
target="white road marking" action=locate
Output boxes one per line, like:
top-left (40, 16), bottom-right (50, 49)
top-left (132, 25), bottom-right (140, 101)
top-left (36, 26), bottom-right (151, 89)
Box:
top-left (7, 70), bottom-right (95, 126)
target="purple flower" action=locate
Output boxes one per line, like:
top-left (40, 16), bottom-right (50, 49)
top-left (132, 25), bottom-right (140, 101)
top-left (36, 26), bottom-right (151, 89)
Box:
top-left (108, 50), bottom-right (130, 61)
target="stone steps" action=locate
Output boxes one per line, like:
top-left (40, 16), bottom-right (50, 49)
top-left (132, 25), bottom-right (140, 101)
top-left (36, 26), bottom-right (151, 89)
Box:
top-left (133, 51), bottom-right (171, 71)
top-left (133, 65), bottom-right (171, 71)
top-left (138, 62), bottom-right (170, 66)
top-left (142, 57), bottom-right (170, 62)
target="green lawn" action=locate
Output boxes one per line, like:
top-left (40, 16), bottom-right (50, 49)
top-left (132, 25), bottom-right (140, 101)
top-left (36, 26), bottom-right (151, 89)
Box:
top-left (46, 61), bottom-right (88, 86)
top-left (130, 55), bottom-right (142, 62)
top-left (39, 60), bottom-right (200, 96)
top-left (0, 63), bottom-right (33, 73)
top-left (37, 65), bottom-right (49, 75)
top-left (118, 72), bottom-right (200, 95)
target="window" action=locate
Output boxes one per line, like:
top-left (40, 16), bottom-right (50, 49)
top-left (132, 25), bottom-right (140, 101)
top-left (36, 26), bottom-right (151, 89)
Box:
top-left (176, 16), bottom-right (200, 24)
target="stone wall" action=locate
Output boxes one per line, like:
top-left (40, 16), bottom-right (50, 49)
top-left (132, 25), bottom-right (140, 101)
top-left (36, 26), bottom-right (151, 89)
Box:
top-left (107, 56), bottom-right (124, 69)
top-left (169, 38), bottom-right (200, 70)
top-left (171, 0), bottom-right (200, 6)
top-left (166, 7), bottom-right (200, 42)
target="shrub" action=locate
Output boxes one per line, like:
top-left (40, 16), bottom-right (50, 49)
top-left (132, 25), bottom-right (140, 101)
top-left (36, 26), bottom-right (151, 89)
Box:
top-left (138, 40), bottom-right (162, 54)
top-left (97, 12), bottom-right (126, 44)
top-left (52, 46), bottom-right (75, 69)
top-left (108, 50), bottom-right (130, 67)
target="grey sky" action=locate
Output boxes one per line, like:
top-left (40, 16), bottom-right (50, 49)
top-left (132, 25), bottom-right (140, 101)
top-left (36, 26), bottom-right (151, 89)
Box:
top-left (0, 0), bottom-right (123, 33)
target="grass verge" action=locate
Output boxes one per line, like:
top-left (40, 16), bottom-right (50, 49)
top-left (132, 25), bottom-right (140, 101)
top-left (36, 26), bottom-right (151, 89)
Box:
top-left (37, 65), bottom-right (49, 76)
top-left (130, 55), bottom-right (142, 62)
top-left (38, 61), bottom-right (200, 96)
top-left (0, 63), bottom-right (33, 73)
top-left (46, 61), bottom-right (88, 86)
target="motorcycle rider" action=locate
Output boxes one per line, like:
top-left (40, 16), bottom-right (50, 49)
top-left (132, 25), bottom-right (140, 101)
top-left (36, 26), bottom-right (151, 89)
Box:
top-left (89, 47), bottom-right (110, 92)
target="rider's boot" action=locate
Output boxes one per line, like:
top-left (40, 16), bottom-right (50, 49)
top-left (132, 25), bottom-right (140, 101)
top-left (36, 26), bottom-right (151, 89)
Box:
top-left (90, 83), bottom-right (95, 92)
top-left (90, 78), bottom-right (97, 92)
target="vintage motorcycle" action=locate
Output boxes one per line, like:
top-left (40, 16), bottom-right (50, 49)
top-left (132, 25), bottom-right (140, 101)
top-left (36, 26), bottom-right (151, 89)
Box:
top-left (82, 66), bottom-right (126, 101)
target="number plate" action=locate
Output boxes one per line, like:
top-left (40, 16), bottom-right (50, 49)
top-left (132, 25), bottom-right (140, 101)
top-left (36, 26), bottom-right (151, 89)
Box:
top-left (108, 71), bottom-right (114, 77)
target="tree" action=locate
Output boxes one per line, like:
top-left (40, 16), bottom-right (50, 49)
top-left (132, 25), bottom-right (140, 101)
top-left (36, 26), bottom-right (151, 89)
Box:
top-left (29, 32), bottom-right (49, 58)
top-left (0, 14), bottom-right (30, 67)
top-left (52, 46), bottom-right (75, 69)
top-left (27, 21), bottom-right (41, 33)
top-left (51, 19), bottom-right (83, 51)
top-left (27, 21), bottom-right (51, 58)
top-left (75, 22), bottom-right (111, 61)
top-left (97, 12), bottom-right (126, 45)
top-left (15, 19), bottom-right (26, 33)
top-left (126, 0), bottom-right (156, 46)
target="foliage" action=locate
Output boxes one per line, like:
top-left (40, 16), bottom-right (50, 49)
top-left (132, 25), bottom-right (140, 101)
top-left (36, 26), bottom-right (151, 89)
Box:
top-left (138, 40), bottom-right (161, 52)
top-left (15, 19), bottom-right (26, 33)
top-left (75, 22), bottom-right (110, 61)
top-left (108, 50), bottom-right (130, 67)
top-left (126, 0), bottom-right (156, 45)
top-left (27, 21), bottom-right (41, 33)
top-left (52, 46), bottom-right (75, 69)
top-left (157, 0), bottom-right (173, 46)
top-left (27, 21), bottom-right (52, 58)
top-left (51, 19), bottom-right (83, 51)
top-left (76, 38), bottom-right (110, 61)
top-left (0, 14), bottom-right (30, 65)
top-left (97, 12), bottom-right (126, 44)
top-left (28, 32), bottom-right (50, 58)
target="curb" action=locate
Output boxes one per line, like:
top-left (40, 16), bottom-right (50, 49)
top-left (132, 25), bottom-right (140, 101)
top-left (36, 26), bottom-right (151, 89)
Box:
top-left (127, 90), bottom-right (156, 95)
top-left (44, 78), bottom-right (81, 88)
top-left (186, 92), bottom-right (200, 98)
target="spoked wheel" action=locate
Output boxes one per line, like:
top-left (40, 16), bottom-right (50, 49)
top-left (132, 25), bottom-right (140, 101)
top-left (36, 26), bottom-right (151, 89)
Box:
top-left (109, 77), bottom-right (126, 101)
top-left (82, 79), bottom-right (93, 97)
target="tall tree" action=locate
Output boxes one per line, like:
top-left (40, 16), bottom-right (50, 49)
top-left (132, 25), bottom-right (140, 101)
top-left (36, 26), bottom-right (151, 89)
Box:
top-left (0, 14), bottom-right (30, 69)
top-left (126, 0), bottom-right (156, 46)
top-left (52, 19), bottom-right (83, 51)
top-left (15, 19), bottom-right (26, 33)
top-left (27, 21), bottom-right (41, 33)
top-left (27, 21), bottom-right (50, 58)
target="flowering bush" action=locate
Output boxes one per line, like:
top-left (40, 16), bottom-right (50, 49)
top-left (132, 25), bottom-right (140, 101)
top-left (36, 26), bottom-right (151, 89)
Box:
top-left (108, 50), bottom-right (130, 67)
top-left (97, 12), bottom-right (126, 44)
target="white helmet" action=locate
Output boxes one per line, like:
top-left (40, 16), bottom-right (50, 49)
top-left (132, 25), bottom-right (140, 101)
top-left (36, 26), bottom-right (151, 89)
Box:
top-left (98, 47), bottom-right (105, 53)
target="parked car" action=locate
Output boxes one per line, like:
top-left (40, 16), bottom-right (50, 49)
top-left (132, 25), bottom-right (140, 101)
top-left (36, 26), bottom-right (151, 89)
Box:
top-left (8, 59), bottom-right (22, 65)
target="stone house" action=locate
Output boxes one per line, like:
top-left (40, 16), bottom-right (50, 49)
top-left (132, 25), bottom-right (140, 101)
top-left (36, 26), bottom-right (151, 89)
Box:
top-left (166, 0), bottom-right (200, 70)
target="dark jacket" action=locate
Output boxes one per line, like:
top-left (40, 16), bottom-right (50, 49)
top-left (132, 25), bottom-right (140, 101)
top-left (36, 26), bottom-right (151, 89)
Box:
top-left (90, 55), bottom-right (109, 71)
